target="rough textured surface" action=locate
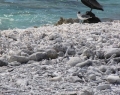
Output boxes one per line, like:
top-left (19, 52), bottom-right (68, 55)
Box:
top-left (0, 21), bottom-right (120, 95)
top-left (83, 11), bottom-right (101, 23)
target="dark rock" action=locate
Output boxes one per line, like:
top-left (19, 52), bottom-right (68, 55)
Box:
top-left (84, 17), bottom-right (101, 23)
top-left (86, 11), bottom-right (96, 17)
top-left (46, 49), bottom-right (58, 59)
top-left (67, 48), bottom-right (76, 56)
top-left (0, 60), bottom-right (8, 66)
top-left (83, 11), bottom-right (101, 23)
top-left (29, 52), bottom-right (47, 61)
top-left (113, 57), bottom-right (120, 63)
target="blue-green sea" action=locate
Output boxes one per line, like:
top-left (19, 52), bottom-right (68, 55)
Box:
top-left (0, 0), bottom-right (120, 30)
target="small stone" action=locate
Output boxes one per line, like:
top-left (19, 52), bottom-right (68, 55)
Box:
top-left (96, 50), bottom-right (105, 59)
top-left (16, 79), bottom-right (29, 86)
top-left (9, 61), bottom-right (21, 66)
top-left (55, 37), bottom-right (62, 43)
top-left (89, 74), bottom-right (96, 80)
top-left (40, 33), bottom-right (47, 39)
top-left (70, 76), bottom-right (84, 83)
top-left (29, 52), bottom-right (47, 61)
top-left (67, 49), bottom-right (76, 56)
top-left (83, 48), bottom-right (94, 59)
top-left (67, 57), bottom-right (81, 66)
top-left (105, 69), bottom-right (112, 75)
top-left (46, 49), bottom-right (58, 59)
top-left (104, 48), bottom-right (120, 58)
top-left (107, 75), bottom-right (120, 83)
top-left (49, 34), bottom-right (59, 40)
top-left (22, 49), bottom-right (33, 55)
top-left (9, 55), bottom-right (29, 63)
top-left (76, 60), bottom-right (92, 67)
top-left (53, 44), bottom-right (67, 53)
top-left (97, 84), bottom-right (111, 90)
top-left (113, 57), bottom-right (120, 63)
top-left (99, 65), bottom-right (107, 72)
top-left (20, 52), bottom-right (29, 56)
top-left (58, 51), bottom-right (64, 57)
top-left (80, 90), bottom-right (93, 95)
top-left (49, 76), bottom-right (62, 81)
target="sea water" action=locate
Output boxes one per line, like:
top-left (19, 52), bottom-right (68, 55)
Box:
top-left (0, 0), bottom-right (120, 30)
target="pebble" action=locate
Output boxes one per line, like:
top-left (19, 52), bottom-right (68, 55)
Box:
top-left (113, 57), bottom-right (120, 63)
top-left (104, 48), bottom-right (120, 58)
top-left (97, 84), bottom-right (111, 90)
top-left (89, 74), bottom-right (96, 80)
top-left (107, 75), bottom-right (120, 83)
top-left (80, 90), bottom-right (93, 95)
top-left (83, 48), bottom-right (94, 59)
top-left (49, 76), bottom-right (62, 81)
top-left (49, 34), bottom-right (60, 40)
top-left (16, 79), bottom-right (29, 86)
top-left (53, 43), bottom-right (67, 53)
top-left (29, 52), bottom-right (47, 61)
top-left (67, 48), bottom-right (76, 56)
top-left (67, 57), bottom-right (81, 66)
top-left (22, 49), bottom-right (33, 55)
top-left (76, 60), bottom-right (92, 67)
top-left (96, 50), bottom-right (105, 59)
top-left (46, 49), bottom-right (58, 59)
top-left (69, 76), bottom-right (83, 83)
top-left (55, 37), bottom-right (62, 43)
top-left (9, 55), bottom-right (29, 63)
top-left (99, 65), bottom-right (107, 72)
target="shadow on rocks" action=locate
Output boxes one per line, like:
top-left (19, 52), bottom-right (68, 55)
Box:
top-left (0, 60), bottom-right (8, 66)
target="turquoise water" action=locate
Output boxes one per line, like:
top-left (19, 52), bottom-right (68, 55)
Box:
top-left (0, 0), bottom-right (120, 30)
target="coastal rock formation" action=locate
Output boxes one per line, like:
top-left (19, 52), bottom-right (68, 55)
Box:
top-left (83, 11), bottom-right (101, 23)
top-left (55, 12), bottom-right (101, 25)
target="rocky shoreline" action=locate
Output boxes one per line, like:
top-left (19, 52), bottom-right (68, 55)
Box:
top-left (0, 21), bottom-right (120, 95)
